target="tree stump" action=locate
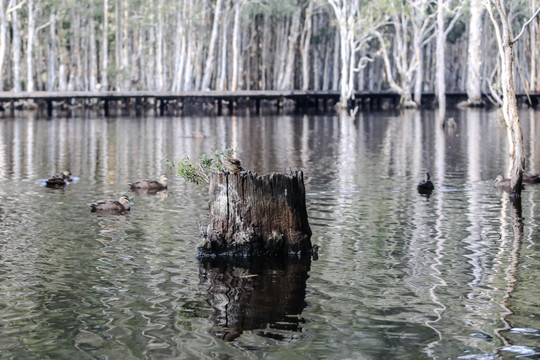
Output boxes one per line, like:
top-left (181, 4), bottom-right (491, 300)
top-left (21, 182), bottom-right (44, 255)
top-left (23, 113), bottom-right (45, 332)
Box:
top-left (199, 170), bottom-right (313, 258)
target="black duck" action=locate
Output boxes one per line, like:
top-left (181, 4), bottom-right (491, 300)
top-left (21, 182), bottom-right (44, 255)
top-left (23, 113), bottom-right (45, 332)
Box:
top-left (494, 175), bottom-right (525, 192)
top-left (417, 172), bottom-right (434, 194)
top-left (129, 175), bottom-right (168, 190)
top-left (90, 195), bottom-right (132, 213)
top-left (45, 170), bottom-right (73, 188)
top-left (523, 173), bottom-right (540, 184)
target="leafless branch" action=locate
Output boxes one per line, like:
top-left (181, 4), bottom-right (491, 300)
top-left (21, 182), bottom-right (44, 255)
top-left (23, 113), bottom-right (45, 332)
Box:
top-left (512, 6), bottom-right (540, 43)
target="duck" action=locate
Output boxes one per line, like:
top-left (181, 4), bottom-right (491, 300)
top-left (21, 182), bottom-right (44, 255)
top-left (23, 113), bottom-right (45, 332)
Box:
top-left (494, 175), bottom-right (525, 192)
top-left (221, 157), bottom-right (244, 174)
top-left (45, 170), bottom-right (73, 188)
top-left (523, 173), bottom-right (540, 184)
top-left (90, 195), bottom-right (132, 213)
top-left (417, 172), bottom-right (434, 193)
top-left (129, 175), bottom-right (168, 190)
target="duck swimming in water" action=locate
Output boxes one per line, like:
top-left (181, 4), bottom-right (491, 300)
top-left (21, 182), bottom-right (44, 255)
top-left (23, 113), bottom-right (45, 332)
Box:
top-left (90, 195), bottom-right (132, 213)
top-left (494, 175), bottom-right (526, 192)
top-left (417, 172), bottom-right (434, 193)
top-left (523, 173), bottom-right (540, 184)
top-left (129, 175), bottom-right (168, 190)
top-left (45, 170), bottom-right (73, 188)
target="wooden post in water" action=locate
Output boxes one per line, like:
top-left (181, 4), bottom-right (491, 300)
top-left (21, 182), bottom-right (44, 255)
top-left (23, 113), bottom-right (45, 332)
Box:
top-left (199, 170), bottom-right (313, 258)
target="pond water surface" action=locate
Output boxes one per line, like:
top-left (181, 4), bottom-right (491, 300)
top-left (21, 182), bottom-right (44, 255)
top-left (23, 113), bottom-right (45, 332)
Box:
top-left (1, 109), bottom-right (540, 359)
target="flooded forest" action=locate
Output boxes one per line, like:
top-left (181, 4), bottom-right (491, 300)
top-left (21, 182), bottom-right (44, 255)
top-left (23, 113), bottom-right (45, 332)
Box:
top-left (0, 0), bottom-right (539, 107)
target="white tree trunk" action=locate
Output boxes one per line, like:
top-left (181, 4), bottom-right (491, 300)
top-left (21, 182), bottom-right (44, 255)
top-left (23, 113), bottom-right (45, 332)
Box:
top-left (47, 11), bottom-right (56, 91)
top-left (26, 0), bottom-right (35, 91)
top-left (101, 0), bottom-right (108, 91)
top-left (231, 1), bottom-right (241, 91)
top-left (121, 0), bottom-right (129, 90)
top-left (466, 0), bottom-right (484, 105)
top-left (201, 0), bottom-right (223, 90)
top-left (436, 0), bottom-right (446, 110)
top-left (331, 28), bottom-right (339, 91)
top-left (156, 0), bottom-right (165, 91)
top-left (183, 0), bottom-right (194, 91)
top-left (89, 17), bottom-right (98, 91)
top-left (261, 13), bottom-right (270, 90)
top-left (300, 1), bottom-right (313, 91)
top-left (0, 0), bottom-right (8, 91)
top-left (172, 2), bottom-right (186, 92)
top-left (413, 32), bottom-right (423, 104)
top-left (530, 0), bottom-right (537, 91)
top-left (279, 8), bottom-right (301, 90)
top-left (217, 0), bottom-right (229, 91)
top-left (484, 0), bottom-right (529, 195)
top-left (11, 0), bottom-right (21, 92)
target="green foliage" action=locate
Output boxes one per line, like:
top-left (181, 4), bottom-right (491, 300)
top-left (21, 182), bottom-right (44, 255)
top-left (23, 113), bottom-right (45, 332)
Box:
top-left (167, 148), bottom-right (235, 185)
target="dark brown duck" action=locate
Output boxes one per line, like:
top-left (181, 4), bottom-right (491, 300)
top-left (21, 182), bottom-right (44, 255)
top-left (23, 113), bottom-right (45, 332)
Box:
top-left (129, 175), bottom-right (168, 190)
top-left (45, 170), bottom-right (73, 188)
top-left (90, 195), bottom-right (132, 213)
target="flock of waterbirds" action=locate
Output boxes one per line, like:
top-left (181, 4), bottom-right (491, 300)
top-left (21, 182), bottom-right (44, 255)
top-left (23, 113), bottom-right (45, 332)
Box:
top-left (43, 170), bottom-right (169, 214)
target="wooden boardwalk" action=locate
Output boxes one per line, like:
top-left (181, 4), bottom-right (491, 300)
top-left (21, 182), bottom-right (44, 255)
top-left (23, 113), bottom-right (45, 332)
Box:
top-left (0, 90), bottom-right (538, 116)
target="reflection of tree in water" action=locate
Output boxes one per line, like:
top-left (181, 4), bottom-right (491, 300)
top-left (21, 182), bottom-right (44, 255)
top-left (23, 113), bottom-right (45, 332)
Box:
top-left (495, 197), bottom-right (523, 350)
top-left (199, 257), bottom-right (311, 341)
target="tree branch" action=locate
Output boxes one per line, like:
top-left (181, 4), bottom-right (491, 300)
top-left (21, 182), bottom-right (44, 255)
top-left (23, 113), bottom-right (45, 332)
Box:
top-left (512, 6), bottom-right (540, 43)
top-left (7, 0), bottom-right (27, 14)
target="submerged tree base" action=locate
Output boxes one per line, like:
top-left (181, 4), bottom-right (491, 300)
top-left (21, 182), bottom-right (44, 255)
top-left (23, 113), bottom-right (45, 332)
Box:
top-left (199, 170), bottom-right (313, 259)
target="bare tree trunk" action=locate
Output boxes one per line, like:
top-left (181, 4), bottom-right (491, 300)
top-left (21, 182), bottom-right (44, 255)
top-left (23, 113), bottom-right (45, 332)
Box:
top-left (11, 0), bottom-right (21, 92)
top-left (231, 0), bottom-right (242, 91)
top-left (101, 0), bottom-right (108, 91)
top-left (26, 0), bottom-right (35, 91)
top-left (0, 0), bottom-right (8, 91)
top-left (201, 0), bottom-right (223, 90)
top-left (483, 1), bottom-right (539, 195)
top-left (466, 0), bottom-right (484, 105)
top-left (530, 0), bottom-right (538, 91)
top-left (89, 17), bottom-right (98, 91)
top-left (183, 0), bottom-right (194, 91)
top-left (156, 0), bottom-right (165, 91)
top-left (300, 1), bottom-right (313, 91)
top-left (279, 8), bottom-right (301, 90)
top-left (172, 1), bottom-right (186, 92)
top-left (331, 27), bottom-right (339, 91)
top-left (47, 10), bottom-right (56, 91)
top-left (261, 12), bottom-right (270, 90)
top-left (413, 33), bottom-right (423, 104)
top-left (121, 0), bottom-right (129, 90)
top-left (217, 0), bottom-right (229, 91)
top-left (67, 7), bottom-right (80, 91)
top-left (436, 0), bottom-right (446, 111)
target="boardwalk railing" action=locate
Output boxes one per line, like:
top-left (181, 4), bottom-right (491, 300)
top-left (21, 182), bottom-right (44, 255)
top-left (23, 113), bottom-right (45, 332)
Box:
top-left (0, 90), bottom-right (538, 116)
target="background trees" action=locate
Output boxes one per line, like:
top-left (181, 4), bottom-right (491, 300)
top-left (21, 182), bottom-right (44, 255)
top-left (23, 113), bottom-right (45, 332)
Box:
top-left (0, 0), bottom-right (537, 108)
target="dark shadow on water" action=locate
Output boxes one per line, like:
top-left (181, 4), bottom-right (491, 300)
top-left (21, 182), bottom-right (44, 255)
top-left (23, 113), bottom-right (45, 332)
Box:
top-left (198, 256), bottom-right (311, 341)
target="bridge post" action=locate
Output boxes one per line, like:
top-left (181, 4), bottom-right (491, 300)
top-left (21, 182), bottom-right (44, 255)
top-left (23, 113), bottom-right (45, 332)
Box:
top-left (104, 100), bottom-right (109, 117)
top-left (47, 100), bottom-right (53, 116)
top-left (217, 99), bottom-right (222, 115)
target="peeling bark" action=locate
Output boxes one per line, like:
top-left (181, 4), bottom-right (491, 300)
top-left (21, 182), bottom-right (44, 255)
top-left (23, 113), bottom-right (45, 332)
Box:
top-left (200, 171), bottom-right (312, 258)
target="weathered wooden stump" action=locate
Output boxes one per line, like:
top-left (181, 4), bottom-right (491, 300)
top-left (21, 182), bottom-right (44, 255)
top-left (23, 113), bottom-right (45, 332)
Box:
top-left (199, 170), bottom-right (312, 258)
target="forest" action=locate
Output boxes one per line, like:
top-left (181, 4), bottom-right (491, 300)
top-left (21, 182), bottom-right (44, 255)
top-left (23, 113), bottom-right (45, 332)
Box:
top-left (0, 0), bottom-right (539, 107)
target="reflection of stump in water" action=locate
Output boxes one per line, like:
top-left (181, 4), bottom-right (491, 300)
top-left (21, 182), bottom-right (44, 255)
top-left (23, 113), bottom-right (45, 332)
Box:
top-left (199, 257), bottom-right (311, 341)
top-left (199, 170), bottom-right (313, 258)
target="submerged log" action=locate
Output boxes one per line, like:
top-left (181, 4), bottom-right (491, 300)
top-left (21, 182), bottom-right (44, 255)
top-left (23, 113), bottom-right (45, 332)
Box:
top-left (199, 170), bottom-right (313, 258)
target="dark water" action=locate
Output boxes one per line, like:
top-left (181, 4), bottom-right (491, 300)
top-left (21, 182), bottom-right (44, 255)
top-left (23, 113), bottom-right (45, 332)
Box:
top-left (1, 109), bottom-right (540, 359)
